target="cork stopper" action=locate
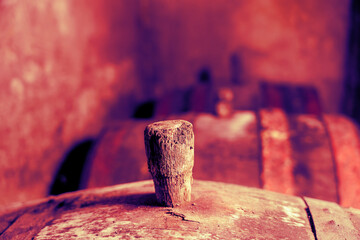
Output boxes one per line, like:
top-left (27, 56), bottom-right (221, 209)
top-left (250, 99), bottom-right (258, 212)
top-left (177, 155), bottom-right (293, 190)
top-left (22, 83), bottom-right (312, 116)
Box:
top-left (144, 120), bottom-right (194, 207)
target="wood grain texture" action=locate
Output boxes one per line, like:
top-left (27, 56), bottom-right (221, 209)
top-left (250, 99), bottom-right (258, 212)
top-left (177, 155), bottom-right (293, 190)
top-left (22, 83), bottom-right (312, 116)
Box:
top-left (288, 115), bottom-right (338, 202)
top-left (259, 108), bottom-right (295, 195)
top-left (324, 115), bottom-right (360, 208)
top-left (305, 197), bottom-right (360, 240)
top-left (1, 180), bottom-right (317, 239)
top-left (194, 112), bottom-right (261, 188)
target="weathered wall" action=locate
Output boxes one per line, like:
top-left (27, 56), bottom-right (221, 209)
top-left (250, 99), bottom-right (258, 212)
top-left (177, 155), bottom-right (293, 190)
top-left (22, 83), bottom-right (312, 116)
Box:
top-left (145, 0), bottom-right (350, 112)
top-left (0, 0), bottom-right (350, 205)
top-left (0, 0), bottom-right (140, 204)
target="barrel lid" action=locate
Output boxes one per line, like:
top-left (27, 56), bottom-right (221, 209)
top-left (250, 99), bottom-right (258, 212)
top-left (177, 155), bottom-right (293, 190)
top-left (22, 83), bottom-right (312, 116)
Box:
top-left (0, 180), bottom-right (320, 239)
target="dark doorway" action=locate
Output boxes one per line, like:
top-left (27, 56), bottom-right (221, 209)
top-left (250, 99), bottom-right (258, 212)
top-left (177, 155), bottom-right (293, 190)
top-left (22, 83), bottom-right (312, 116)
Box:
top-left (49, 139), bottom-right (95, 195)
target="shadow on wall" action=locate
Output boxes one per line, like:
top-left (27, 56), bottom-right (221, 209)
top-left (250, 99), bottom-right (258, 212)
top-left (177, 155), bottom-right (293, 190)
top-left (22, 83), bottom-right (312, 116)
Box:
top-left (49, 139), bottom-right (95, 195)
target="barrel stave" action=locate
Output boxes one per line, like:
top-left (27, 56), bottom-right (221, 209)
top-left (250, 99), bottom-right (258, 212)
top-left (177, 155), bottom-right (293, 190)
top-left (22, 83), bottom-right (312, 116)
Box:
top-left (288, 114), bottom-right (338, 202)
top-left (304, 197), bottom-right (360, 240)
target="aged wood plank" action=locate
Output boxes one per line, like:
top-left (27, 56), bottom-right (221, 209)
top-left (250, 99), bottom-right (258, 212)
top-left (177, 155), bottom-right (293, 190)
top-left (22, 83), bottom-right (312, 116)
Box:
top-left (288, 115), bottom-right (338, 202)
top-left (24, 180), bottom-right (313, 239)
top-left (194, 111), bottom-right (261, 188)
top-left (0, 214), bottom-right (19, 236)
top-left (259, 108), bottom-right (295, 194)
top-left (305, 197), bottom-right (360, 240)
top-left (0, 198), bottom-right (56, 237)
top-left (345, 207), bottom-right (360, 231)
top-left (1, 206), bottom-right (57, 239)
top-left (324, 115), bottom-right (360, 208)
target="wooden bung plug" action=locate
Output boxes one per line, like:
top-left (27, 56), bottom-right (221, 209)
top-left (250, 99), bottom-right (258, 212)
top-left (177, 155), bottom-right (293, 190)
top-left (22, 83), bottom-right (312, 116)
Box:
top-left (144, 120), bottom-right (194, 207)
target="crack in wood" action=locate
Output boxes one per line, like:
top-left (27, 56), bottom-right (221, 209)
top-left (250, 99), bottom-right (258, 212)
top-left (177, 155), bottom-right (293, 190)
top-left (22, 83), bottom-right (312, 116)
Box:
top-left (302, 197), bottom-right (318, 240)
top-left (165, 210), bottom-right (200, 223)
top-left (0, 215), bottom-right (19, 236)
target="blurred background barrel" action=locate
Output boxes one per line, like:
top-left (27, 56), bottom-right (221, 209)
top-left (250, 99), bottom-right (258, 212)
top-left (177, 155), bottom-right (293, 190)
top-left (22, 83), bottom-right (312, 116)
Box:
top-left (81, 108), bottom-right (360, 209)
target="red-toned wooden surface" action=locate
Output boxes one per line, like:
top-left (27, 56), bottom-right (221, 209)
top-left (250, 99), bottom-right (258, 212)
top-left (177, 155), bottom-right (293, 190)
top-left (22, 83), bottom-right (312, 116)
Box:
top-left (84, 111), bottom-right (261, 190)
top-left (288, 115), bottom-right (338, 202)
top-left (0, 181), bottom-right (329, 239)
top-left (2, 180), bottom-right (360, 239)
top-left (324, 115), bottom-right (360, 209)
top-left (305, 197), bottom-right (360, 239)
top-left (193, 112), bottom-right (260, 187)
top-left (259, 108), bottom-right (295, 195)
top-left (83, 110), bottom-right (360, 210)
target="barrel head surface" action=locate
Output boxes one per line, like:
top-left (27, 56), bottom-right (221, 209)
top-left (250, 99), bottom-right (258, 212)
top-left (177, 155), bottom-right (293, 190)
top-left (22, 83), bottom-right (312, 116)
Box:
top-left (1, 180), bottom-right (316, 239)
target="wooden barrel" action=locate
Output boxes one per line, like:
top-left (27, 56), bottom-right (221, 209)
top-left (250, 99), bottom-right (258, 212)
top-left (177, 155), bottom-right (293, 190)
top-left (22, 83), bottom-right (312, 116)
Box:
top-left (81, 110), bottom-right (360, 209)
top-left (1, 180), bottom-right (360, 239)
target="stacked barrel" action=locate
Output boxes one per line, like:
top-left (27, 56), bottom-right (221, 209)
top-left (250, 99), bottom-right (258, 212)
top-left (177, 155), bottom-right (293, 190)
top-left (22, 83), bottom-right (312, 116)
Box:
top-left (2, 82), bottom-right (360, 238)
top-left (82, 109), bottom-right (360, 209)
